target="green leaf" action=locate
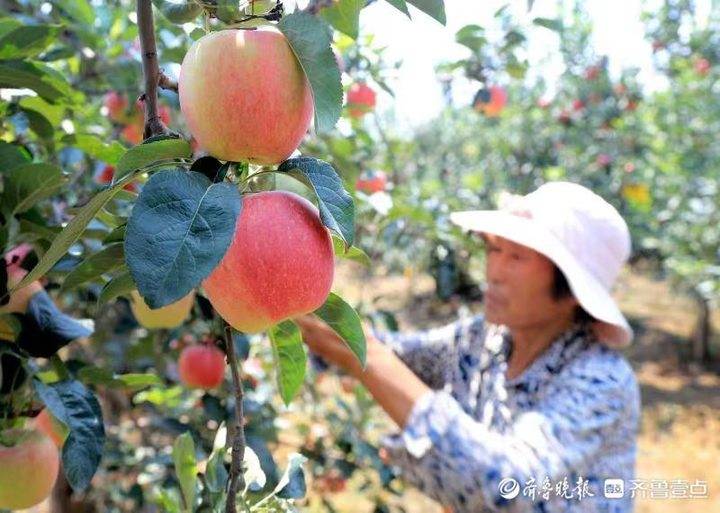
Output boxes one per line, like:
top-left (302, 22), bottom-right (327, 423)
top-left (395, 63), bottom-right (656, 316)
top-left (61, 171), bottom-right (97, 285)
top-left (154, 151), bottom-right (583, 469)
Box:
top-left (98, 271), bottom-right (135, 305)
top-left (115, 138), bottom-right (192, 181)
top-left (61, 243), bottom-right (125, 291)
top-left (21, 107), bottom-right (55, 140)
top-left (313, 292), bottom-right (366, 367)
top-left (173, 432), bottom-right (197, 513)
top-left (55, 0), bottom-right (95, 25)
top-left (1, 163), bottom-right (66, 214)
top-left (124, 170), bottom-right (241, 308)
top-left (102, 224), bottom-right (126, 244)
top-left (268, 321), bottom-right (307, 406)
top-left (0, 60), bottom-right (78, 103)
top-left (320, 0), bottom-right (363, 39)
top-left (152, 0), bottom-right (203, 23)
top-left (153, 489), bottom-right (183, 513)
top-left (277, 157), bottom-right (355, 246)
top-left (0, 141), bottom-right (31, 172)
top-left (77, 366), bottom-right (162, 390)
top-left (0, 314), bottom-right (22, 342)
top-left (33, 379), bottom-right (105, 492)
top-left (455, 24), bottom-right (486, 53)
top-left (63, 134), bottom-right (126, 166)
top-left (278, 12), bottom-right (342, 133)
top-left (0, 24), bottom-right (61, 59)
top-left (384, 0), bottom-right (410, 17)
top-left (406, 0), bottom-right (446, 24)
top-left (205, 446), bottom-right (228, 495)
top-left (332, 235), bottom-right (370, 267)
top-left (12, 183), bottom-right (128, 292)
top-left (533, 17), bottom-right (562, 32)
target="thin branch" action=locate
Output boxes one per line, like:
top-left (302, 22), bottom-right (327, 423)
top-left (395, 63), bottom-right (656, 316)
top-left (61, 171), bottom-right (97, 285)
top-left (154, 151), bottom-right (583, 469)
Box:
top-left (136, 0), bottom-right (169, 139)
top-left (224, 322), bottom-right (248, 513)
top-left (159, 70), bottom-right (178, 93)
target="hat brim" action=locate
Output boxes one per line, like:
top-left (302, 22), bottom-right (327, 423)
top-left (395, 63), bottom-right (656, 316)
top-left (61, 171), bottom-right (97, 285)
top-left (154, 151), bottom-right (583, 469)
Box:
top-left (450, 210), bottom-right (633, 347)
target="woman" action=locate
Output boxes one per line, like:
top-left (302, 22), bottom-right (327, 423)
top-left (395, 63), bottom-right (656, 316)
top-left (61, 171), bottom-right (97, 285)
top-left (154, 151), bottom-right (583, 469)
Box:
top-left (295, 182), bottom-right (641, 512)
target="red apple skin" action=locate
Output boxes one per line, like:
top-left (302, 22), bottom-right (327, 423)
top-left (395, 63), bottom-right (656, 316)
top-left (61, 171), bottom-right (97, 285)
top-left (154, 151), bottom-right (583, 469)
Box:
top-left (0, 429), bottom-right (60, 510)
top-left (95, 165), bottom-right (137, 192)
top-left (104, 91), bottom-right (129, 123)
top-left (355, 171), bottom-right (387, 193)
top-left (203, 191), bottom-right (334, 333)
top-left (347, 82), bottom-right (377, 118)
top-left (179, 28), bottom-right (313, 165)
top-left (178, 344), bottom-right (226, 390)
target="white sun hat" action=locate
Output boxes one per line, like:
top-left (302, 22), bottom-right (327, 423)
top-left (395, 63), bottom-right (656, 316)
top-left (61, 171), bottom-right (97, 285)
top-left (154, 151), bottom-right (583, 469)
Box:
top-left (449, 181), bottom-right (633, 348)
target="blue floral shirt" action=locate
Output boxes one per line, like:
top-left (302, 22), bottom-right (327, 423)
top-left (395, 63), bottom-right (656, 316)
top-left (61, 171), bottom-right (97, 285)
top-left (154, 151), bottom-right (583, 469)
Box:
top-left (375, 315), bottom-right (640, 513)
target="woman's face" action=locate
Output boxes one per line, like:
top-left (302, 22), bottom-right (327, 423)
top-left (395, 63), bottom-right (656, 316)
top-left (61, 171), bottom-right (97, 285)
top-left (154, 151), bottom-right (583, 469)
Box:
top-left (481, 234), bottom-right (577, 329)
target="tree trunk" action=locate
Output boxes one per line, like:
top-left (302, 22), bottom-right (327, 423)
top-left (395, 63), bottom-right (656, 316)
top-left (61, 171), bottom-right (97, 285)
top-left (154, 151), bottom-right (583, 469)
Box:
top-left (690, 291), bottom-right (712, 364)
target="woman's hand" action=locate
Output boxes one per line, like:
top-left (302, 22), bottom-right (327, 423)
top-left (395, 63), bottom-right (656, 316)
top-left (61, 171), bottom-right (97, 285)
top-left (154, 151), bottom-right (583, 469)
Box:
top-left (293, 314), bottom-right (374, 378)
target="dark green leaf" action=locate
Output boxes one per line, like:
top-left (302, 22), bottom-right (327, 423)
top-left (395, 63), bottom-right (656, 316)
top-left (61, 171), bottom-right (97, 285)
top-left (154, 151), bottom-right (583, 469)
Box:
top-left (97, 271), bottom-right (135, 305)
top-left (21, 107), bottom-right (54, 139)
top-left (533, 17), bottom-right (562, 32)
top-left (33, 379), bottom-right (105, 492)
top-left (406, 0), bottom-right (446, 24)
top-left (12, 183), bottom-right (129, 291)
top-left (0, 314), bottom-right (22, 342)
top-left (152, 0), bottom-right (203, 23)
top-left (102, 224), bottom-right (126, 244)
top-left (278, 12), bottom-right (342, 133)
top-left (0, 24), bottom-right (61, 59)
top-left (205, 447), bottom-right (228, 493)
top-left (1, 163), bottom-right (66, 214)
top-left (55, 0), bottom-right (95, 25)
top-left (313, 292), bottom-right (366, 367)
top-left (61, 243), bottom-right (125, 291)
top-left (115, 138), bottom-right (191, 181)
top-left (0, 141), bottom-right (31, 172)
top-left (277, 157), bottom-right (355, 246)
top-left (320, 0), bottom-right (363, 39)
top-left (124, 170), bottom-right (241, 308)
top-left (268, 321), bottom-right (306, 406)
top-left (384, 0), bottom-right (410, 17)
top-left (77, 366), bottom-right (162, 390)
top-left (0, 60), bottom-right (78, 103)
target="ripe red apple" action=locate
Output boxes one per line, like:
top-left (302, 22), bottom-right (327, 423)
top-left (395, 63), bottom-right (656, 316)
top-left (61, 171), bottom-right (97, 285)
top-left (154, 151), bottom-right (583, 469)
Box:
top-left (203, 191), bottom-right (334, 333)
top-left (355, 170), bottom-right (387, 194)
top-left (0, 429), bottom-right (59, 510)
top-left (179, 28), bottom-right (313, 165)
top-left (596, 153), bottom-right (613, 167)
top-left (474, 85), bottom-right (507, 117)
top-left (121, 124), bottom-right (143, 145)
top-left (572, 98), bottom-right (585, 111)
top-left (104, 91), bottom-right (129, 123)
top-left (584, 66), bottom-right (600, 80)
top-left (558, 110), bottom-right (571, 126)
top-left (347, 82), bottom-right (377, 118)
top-left (178, 343), bottom-right (226, 389)
top-left (537, 97), bottom-right (551, 109)
top-left (35, 410), bottom-right (68, 448)
top-left (130, 290), bottom-right (195, 329)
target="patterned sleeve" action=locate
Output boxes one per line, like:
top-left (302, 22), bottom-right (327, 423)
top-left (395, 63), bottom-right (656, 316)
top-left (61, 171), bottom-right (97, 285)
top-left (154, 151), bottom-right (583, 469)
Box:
top-left (382, 347), bottom-right (640, 512)
top-left (372, 315), bottom-right (484, 389)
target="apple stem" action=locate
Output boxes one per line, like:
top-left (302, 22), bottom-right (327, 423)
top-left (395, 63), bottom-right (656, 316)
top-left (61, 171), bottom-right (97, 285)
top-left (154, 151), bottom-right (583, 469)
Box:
top-left (223, 322), bottom-right (248, 513)
top-left (136, 0), bottom-right (170, 139)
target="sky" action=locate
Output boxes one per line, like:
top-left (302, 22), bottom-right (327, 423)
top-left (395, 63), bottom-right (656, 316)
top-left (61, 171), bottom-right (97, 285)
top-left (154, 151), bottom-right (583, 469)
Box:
top-left (355, 0), bottom-right (680, 129)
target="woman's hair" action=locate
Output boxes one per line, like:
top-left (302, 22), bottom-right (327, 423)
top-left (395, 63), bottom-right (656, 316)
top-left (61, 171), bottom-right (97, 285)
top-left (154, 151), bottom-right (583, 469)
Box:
top-left (551, 265), bottom-right (594, 323)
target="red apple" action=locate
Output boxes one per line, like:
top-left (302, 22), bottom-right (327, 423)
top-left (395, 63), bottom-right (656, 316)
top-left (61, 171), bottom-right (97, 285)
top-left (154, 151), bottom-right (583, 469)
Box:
top-left (0, 429), bottom-right (59, 510)
top-left (203, 191), bottom-right (334, 333)
top-left (179, 28), bottom-right (313, 165)
top-left (347, 82), bottom-right (377, 118)
top-left (178, 343), bottom-right (226, 389)
top-left (474, 85), bottom-right (507, 117)
top-left (694, 57), bottom-right (711, 76)
top-left (104, 91), bottom-right (129, 123)
top-left (355, 170), bottom-right (387, 194)
top-left (34, 410), bottom-right (68, 448)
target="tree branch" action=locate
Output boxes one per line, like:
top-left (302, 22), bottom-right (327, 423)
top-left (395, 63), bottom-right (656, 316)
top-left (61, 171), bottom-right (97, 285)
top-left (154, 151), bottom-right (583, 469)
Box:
top-left (136, 0), bottom-right (169, 139)
top-left (159, 70), bottom-right (178, 93)
top-left (224, 322), bottom-right (247, 513)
